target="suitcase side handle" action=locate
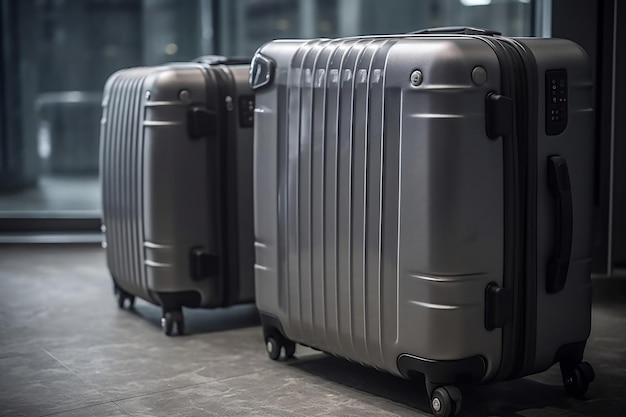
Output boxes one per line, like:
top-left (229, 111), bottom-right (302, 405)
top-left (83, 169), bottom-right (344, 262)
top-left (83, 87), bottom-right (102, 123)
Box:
top-left (546, 156), bottom-right (573, 293)
top-left (411, 26), bottom-right (501, 36)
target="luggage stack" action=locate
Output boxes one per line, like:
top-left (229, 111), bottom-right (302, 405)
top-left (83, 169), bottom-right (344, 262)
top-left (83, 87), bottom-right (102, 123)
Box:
top-left (249, 28), bottom-right (595, 416)
top-left (100, 56), bottom-right (255, 336)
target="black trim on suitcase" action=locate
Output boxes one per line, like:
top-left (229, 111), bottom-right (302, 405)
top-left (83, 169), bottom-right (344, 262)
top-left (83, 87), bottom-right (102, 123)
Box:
top-left (203, 64), bottom-right (244, 308)
top-left (259, 312), bottom-right (289, 342)
top-left (396, 354), bottom-right (486, 385)
top-left (499, 38), bottom-right (539, 379)
top-left (192, 67), bottom-right (224, 305)
top-left (478, 35), bottom-right (527, 383)
top-left (482, 35), bottom-right (540, 382)
top-left (216, 64), bottom-right (246, 307)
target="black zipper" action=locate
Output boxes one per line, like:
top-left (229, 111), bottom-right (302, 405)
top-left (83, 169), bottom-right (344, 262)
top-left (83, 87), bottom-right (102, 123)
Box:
top-left (499, 38), bottom-right (539, 378)
top-left (198, 64), bottom-right (232, 307)
top-left (478, 34), bottom-right (540, 382)
top-left (213, 65), bottom-right (240, 307)
top-left (481, 36), bottom-right (524, 382)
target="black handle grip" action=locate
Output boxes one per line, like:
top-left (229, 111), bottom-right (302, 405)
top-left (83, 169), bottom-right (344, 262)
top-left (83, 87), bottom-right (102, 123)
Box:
top-left (193, 55), bottom-right (250, 66)
top-left (411, 26), bottom-right (501, 36)
top-left (547, 156), bottom-right (573, 293)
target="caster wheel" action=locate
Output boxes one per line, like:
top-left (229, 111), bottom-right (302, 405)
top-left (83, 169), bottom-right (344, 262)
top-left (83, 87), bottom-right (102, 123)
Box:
top-left (116, 291), bottom-right (126, 309)
top-left (563, 362), bottom-right (595, 398)
top-left (115, 288), bottom-right (135, 310)
top-left (176, 318), bottom-right (185, 336)
top-left (266, 336), bottom-right (281, 360)
top-left (431, 386), bottom-right (460, 417)
top-left (284, 340), bottom-right (296, 359)
top-left (161, 314), bottom-right (174, 336)
top-left (162, 310), bottom-right (184, 336)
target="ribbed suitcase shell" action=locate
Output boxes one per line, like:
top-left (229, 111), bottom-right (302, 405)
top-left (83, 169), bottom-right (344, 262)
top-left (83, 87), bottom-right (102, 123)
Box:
top-left (253, 34), bottom-right (594, 385)
top-left (100, 62), bottom-right (255, 315)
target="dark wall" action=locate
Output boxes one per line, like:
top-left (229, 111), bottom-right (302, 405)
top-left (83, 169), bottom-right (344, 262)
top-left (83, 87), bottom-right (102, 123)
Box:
top-left (0, 0), bottom-right (40, 192)
top-left (609, 2), bottom-right (626, 268)
top-left (552, 0), bottom-right (626, 274)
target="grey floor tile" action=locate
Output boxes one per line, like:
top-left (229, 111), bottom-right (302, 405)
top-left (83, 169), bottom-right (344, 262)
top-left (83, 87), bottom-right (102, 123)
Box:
top-left (0, 349), bottom-right (107, 417)
top-left (116, 367), bottom-right (426, 417)
top-left (39, 402), bottom-right (131, 417)
top-left (42, 324), bottom-right (272, 402)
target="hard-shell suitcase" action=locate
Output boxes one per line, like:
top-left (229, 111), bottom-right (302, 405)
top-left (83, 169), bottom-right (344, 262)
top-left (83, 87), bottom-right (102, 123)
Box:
top-left (250, 28), bottom-right (595, 415)
top-left (100, 56), bottom-right (256, 336)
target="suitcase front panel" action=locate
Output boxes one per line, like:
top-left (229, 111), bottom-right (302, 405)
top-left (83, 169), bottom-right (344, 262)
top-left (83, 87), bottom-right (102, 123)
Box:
top-left (391, 39), bottom-right (506, 373)
top-left (254, 37), bottom-right (507, 377)
top-left (140, 65), bottom-right (213, 299)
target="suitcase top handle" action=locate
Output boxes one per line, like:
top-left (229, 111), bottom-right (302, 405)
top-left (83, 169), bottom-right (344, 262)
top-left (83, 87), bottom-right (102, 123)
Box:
top-left (193, 55), bottom-right (250, 66)
top-left (412, 26), bottom-right (502, 36)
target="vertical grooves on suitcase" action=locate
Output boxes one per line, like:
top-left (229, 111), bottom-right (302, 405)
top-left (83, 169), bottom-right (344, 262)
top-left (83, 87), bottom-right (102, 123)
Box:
top-left (338, 41), bottom-right (356, 358)
top-left (286, 45), bottom-right (302, 335)
top-left (371, 41), bottom-right (391, 367)
top-left (102, 69), bottom-right (147, 299)
top-left (323, 42), bottom-right (343, 353)
top-left (102, 77), bottom-right (117, 275)
top-left (306, 43), bottom-right (325, 345)
top-left (112, 76), bottom-right (129, 284)
top-left (366, 39), bottom-right (396, 369)
top-left (352, 40), bottom-right (377, 364)
top-left (279, 39), bottom-right (397, 369)
top-left (129, 74), bottom-right (144, 293)
top-left (302, 51), bottom-right (314, 339)
top-left (276, 66), bottom-right (288, 314)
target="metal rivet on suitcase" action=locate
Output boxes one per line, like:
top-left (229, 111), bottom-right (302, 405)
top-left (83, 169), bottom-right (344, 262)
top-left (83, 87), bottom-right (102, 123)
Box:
top-left (179, 89), bottom-right (191, 103)
top-left (145, 91), bottom-right (151, 100)
top-left (471, 66), bottom-right (488, 85)
top-left (225, 96), bottom-right (234, 111)
top-left (410, 70), bottom-right (423, 86)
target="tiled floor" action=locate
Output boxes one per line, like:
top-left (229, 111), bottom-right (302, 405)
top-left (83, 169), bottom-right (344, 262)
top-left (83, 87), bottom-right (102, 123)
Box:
top-left (0, 244), bottom-right (624, 417)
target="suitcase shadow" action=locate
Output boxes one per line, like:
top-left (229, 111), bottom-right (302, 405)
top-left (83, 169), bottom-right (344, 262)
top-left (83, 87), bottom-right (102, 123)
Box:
top-left (127, 301), bottom-right (261, 335)
top-left (287, 353), bottom-right (575, 416)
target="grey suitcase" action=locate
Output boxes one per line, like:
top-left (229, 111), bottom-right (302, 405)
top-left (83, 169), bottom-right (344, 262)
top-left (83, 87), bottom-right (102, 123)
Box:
top-left (100, 56), bottom-right (255, 336)
top-left (250, 27), bottom-right (595, 415)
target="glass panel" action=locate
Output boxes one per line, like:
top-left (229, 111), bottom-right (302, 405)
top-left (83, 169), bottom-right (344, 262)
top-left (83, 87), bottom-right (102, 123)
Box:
top-left (217, 0), bottom-right (536, 57)
top-left (0, 0), bottom-right (542, 226)
top-left (0, 0), bottom-right (213, 219)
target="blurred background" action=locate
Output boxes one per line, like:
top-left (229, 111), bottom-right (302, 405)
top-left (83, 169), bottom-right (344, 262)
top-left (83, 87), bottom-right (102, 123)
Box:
top-left (0, 0), bottom-right (623, 275)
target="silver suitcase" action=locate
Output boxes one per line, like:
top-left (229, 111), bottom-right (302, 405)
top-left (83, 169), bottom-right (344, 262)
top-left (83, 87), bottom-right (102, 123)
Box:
top-left (100, 56), bottom-right (255, 336)
top-left (251, 28), bottom-right (595, 416)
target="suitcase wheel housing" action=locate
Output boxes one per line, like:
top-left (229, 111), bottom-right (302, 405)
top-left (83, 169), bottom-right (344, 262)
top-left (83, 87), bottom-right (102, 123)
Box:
top-left (161, 310), bottom-right (185, 337)
top-left (561, 361), bottom-right (595, 398)
top-left (264, 329), bottom-right (296, 361)
top-left (430, 385), bottom-right (462, 417)
top-left (114, 284), bottom-right (135, 310)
